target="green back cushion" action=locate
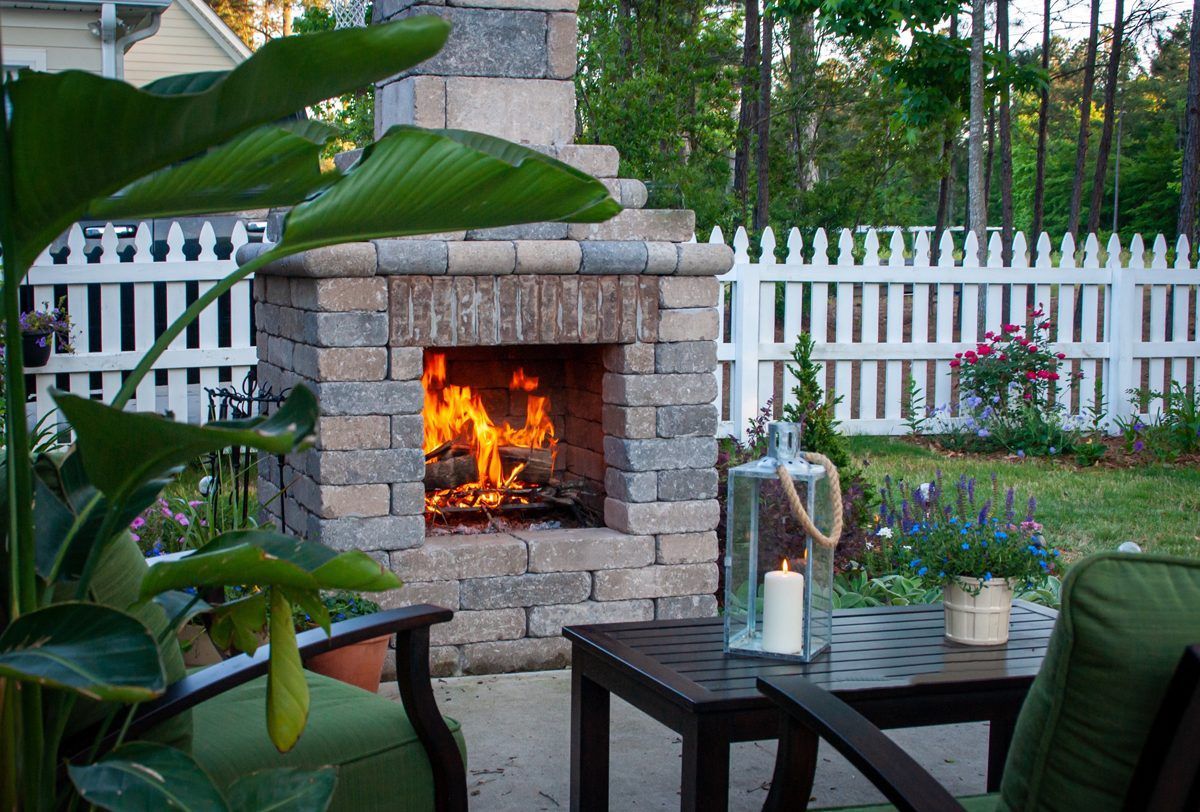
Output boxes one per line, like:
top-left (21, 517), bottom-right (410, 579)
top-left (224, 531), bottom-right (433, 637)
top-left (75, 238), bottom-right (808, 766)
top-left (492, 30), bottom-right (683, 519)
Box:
top-left (998, 553), bottom-right (1200, 811)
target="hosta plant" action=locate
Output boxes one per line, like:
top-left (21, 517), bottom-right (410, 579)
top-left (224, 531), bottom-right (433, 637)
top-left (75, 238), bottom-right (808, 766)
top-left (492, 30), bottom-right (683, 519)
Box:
top-left (0, 16), bottom-right (618, 810)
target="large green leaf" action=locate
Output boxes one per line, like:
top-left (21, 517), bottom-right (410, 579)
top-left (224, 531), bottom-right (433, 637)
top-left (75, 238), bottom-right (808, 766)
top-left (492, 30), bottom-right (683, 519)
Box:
top-left (88, 122), bottom-right (336, 221)
top-left (139, 531), bottom-right (399, 598)
top-left (54, 385), bottom-right (317, 502)
top-left (209, 591), bottom-right (268, 655)
top-left (277, 127), bottom-right (621, 253)
top-left (0, 603), bottom-right (165, 701)
top-left (68, 742), bottom-right (228, 811)
top-left (5, 16), bottom-right (450, 266)
top-left (226, 767), bottom-right (336, 812)
top-left (267, 588), bottom-right (307, 752)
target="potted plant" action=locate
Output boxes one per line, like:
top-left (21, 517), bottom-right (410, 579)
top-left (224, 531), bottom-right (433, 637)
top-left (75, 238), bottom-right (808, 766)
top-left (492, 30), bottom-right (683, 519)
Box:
top-left (868, 473), bottom-right (1060, 645)
top-left (17, 298), bottom-right (74, 367)
top-left (300, 592), bottom-right (390, 692)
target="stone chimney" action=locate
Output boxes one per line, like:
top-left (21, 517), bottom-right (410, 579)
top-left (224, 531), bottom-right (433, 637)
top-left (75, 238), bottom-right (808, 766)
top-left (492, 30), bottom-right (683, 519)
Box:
top-left (374, 0), bottom-right (580, 145)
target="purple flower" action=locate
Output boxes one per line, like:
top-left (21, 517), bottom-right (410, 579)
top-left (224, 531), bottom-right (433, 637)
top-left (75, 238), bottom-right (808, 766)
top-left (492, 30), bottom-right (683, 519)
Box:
top-left (174, 513), bottom-right (190, 526)
top-left (1133, 439), bottom-right (1145, 452)
top-left (130, 516), bottom-right (146, 530)
top-left (1016, 449), bottom-right (1025, 459)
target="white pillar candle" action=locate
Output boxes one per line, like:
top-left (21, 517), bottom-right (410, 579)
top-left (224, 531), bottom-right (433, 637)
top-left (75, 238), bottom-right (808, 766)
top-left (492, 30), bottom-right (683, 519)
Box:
top-left (762, 560), bottom-right (805, 655)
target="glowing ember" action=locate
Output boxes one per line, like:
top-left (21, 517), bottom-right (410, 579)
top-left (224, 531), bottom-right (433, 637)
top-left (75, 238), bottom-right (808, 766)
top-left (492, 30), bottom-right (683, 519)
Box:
top-left (423, 352), bottom-right (557, 510)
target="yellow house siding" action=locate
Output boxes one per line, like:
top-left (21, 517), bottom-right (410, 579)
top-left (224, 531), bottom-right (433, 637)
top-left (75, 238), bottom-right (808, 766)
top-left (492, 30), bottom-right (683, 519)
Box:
top-left (122, 2), bottom-right (240, 87)
top-left (0, 8), bottom-right (101, 73)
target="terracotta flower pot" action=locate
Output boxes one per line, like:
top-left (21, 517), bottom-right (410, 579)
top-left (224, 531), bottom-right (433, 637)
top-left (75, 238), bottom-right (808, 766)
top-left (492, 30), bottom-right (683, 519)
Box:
top-left (22, 331), bottom-right (52, 368)
top-left (942, 577), bottom-right (1015, 646)
top-left (306, 634), bottom-right (391, 693)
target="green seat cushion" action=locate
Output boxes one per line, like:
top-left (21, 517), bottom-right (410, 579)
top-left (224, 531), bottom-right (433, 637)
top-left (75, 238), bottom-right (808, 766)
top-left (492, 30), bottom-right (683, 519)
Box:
top-left (191, 670), bottom-right (464, 812)
top-left (819, 793), bottom-right (997, 811)
top-left (998, 553), bottom-right (1200, 811)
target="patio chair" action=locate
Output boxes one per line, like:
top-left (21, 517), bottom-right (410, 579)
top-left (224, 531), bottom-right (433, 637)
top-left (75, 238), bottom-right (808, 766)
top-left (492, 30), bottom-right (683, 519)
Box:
top-left (70, 534), bottom-right (468, 812)
top-left (756, 552), bottom-right (1200, 812)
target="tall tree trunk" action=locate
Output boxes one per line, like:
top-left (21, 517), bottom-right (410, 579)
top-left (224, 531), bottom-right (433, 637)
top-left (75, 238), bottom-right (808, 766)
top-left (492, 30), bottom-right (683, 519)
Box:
top-left (984, 96), bottom-right (996, 217)
top-left (1031, 0), bottom-right (1052, 250)
top-left (968, 0), bottom-right (987, 261)
top-left (1087, 0), bottom-right (1125, 235)
top-left (790, 12), bottom-right (818, 192)
top-left (934, 13), bottom-right (959, 263)
top-left (733, 0), bottom-right (760, 223)
top-left (998, 0), bottom-right (1014, 264)
top-left (754, 13), bottom-right (772, 231)
top-left (281, 0), bottom-right (292, 36)
top-left (1068, 0), bottom-right (1101, 239)
top-left (1177, 0), bottom-right (1200, 251)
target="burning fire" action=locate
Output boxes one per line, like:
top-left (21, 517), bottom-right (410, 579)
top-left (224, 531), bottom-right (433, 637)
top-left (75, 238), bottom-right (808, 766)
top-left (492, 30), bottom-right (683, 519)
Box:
top-left (423, 352), bottom-right (557, 509)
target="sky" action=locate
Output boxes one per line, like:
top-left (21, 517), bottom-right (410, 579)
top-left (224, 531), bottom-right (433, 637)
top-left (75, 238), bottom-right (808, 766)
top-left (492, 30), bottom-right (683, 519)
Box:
top-left (1008, 0), bottom-right (1191, 53)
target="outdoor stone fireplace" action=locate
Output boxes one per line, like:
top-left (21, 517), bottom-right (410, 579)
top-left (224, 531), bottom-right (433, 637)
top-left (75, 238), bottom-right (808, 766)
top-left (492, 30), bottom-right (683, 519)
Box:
top-left (250, 0), bottom-right (733, 676)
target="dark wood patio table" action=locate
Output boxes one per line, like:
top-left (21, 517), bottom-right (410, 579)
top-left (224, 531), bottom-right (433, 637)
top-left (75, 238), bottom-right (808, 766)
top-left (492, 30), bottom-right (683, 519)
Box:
top-left (564, 601), bottom-right (1058, 812)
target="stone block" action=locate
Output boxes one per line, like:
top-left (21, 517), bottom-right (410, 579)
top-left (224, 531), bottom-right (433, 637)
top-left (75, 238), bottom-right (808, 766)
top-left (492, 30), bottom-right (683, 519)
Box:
top-left (448, 0), bottom-right (577, 12)
top-left (378, 580), bottom-right (461, 610)
top-left (293, 346), bottom-right (388, 381)
top-left (657, 308), bottom-right (719, 342)
top-left (518, 528), bottom-right (653, 573)
top-left (291, 277), bottom-right (388, 312)
top-left (579, 241), bottom-right (647, 275)
top-left (429, 608), bottom-right (526, 646)
top-left (313, 380), bottom-right (422, 416)
top-left (592, 564), bottom-right (718, 601)
top-left (656, 594), bottom-right (718, 620)
top-left (301, 311), bottom-right (390, 347)
top-left (657, 468), bottom-right (718, 501)
top-left (527, 600), bottom-right (653, 637)
top-left (601, 343), bottom-right (654, 374)
top-left (515, 240), bottom-right (582, 274)
top-left (301, 482), bottom-right (392, 519)
top-left (603, 373), bottom-right (718, 407)
top-left (314, 417), bottom-right (388, 448)
top-left (550, 144), bottom-right (619, 177)
top-left (644, 242), bottom-right (678, 274)
top-left (461, 637), bottom-right (571, 674)
top-left (470, 223), bottom-right (570, 241)
top-left (265, 335), bottom-right (294, 371)
top-left (658, 277), bottom-right (718, 309)
top-left (547, 12), bottom-right (578, 79)
top-left (569, 209), bottom-right (694, 243)
top-left (390, 347), bottom-right (424, 381)
top-left (656, 531), bottom-right (718, 565)
top-left (262, 275), bottom-right (292, 307)
top-left (256, 243), bottom-right (378, 278)
top-left (604, 498), bottom-right (720, 535)
top-left (603, 436), bottom-right (716, 472)
top-left (676, 242), bottom-right (734, 276)
top-left (391, 481), bottom-right (426, 515)
top-left (391, 534), bottom-right (529, 581)
top-left (309, 448), bottom-right (424, 485)
top-left (656, 403), bottom-right (718, 437)
top-left (375, 76), bottom-right (446, 135)
top-left (655, 342), bottom-right (717, 375)
top-left (308, 515), bottom-right (426, 552)
top-left (460, 572), bottom-right (591, 609)
top-left (445, 77), bottom-right (575, 144)
top-left (397, 6), bottom-right (548, 79)
top-left (376, 239), bottom-right (449, 275)
top-left (391, 414), bottom-right (425, 449)
top-left (446, 241), bottom-right (516, 275)
top-left (604, 469), bottom-right (657, 502)
top-left (601, 405), bottom-right (656, 439)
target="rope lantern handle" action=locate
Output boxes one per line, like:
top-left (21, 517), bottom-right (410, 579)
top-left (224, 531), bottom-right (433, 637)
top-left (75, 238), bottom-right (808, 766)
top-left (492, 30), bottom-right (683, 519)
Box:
top-left (776, 451), bottom-right (843, 550)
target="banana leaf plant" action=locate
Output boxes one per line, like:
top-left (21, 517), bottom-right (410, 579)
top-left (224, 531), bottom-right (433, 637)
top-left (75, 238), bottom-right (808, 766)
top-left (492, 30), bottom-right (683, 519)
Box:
top-left (0, 15), bottom-right (619, 809)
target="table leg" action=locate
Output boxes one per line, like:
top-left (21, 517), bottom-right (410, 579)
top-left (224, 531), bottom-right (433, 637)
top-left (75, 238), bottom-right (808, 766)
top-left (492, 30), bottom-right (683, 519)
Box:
top-left (680, 719), bottom-right (730, 812)
top-left (571, 664), bottom-right (610, 812)
top-left (764, 715), bottom-right (819, 812)
top-left (987, 713), bottom-right (1017, 792)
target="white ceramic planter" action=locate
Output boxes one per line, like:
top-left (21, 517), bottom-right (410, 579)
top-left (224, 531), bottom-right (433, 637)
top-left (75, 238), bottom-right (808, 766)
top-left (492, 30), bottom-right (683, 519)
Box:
top-left (942, 577), bottom-right (1015, 646)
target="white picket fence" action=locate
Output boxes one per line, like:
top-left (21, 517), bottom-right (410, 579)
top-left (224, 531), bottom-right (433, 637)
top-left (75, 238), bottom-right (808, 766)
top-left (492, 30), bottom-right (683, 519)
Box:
top-left (23, 220), bottom-right (257, 426)
top-left (714, 226), bottom-right (1200, 439)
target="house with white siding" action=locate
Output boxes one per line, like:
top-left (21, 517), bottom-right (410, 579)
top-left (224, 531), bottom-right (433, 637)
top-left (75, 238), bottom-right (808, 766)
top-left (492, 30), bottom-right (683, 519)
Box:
top-left (0, 0), bottom-right (249, 84)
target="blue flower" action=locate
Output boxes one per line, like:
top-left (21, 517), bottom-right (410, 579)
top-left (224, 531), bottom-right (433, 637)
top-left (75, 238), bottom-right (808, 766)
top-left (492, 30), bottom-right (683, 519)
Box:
top-left (984, 572), bottom-right (993, 581)
top-left (1053, 550), bottom-right (1061, 557)
top-left (960, 528), bottom-right (969, 536)
top-left (1039, 561), bottom-right (1049, 570)
top-left (981, 541), bottom-right (988, 548)
top-left (949, 517), bottom-right (958, 524)
top-left (994, 531), bottom-right (1007, 540)
top-left (1048, 446), bottom-right (1057, 454)
top-left (938, 571), bottom-right (945, 577)
top-left (918, 566), bottom-right (929, 576)
top-left (961, 542), bottom-right (970, 550)
top-left (909, 558), bottom-right (922, 568)
top-left (977, 428), bottom-right (991, 438)
top-left (1017, 449), bottom-right (1026, 459)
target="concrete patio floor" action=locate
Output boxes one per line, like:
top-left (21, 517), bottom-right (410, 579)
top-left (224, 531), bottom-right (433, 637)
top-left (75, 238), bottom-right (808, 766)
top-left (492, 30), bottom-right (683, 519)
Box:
top-left (385, 670), bottom-right (991, 810)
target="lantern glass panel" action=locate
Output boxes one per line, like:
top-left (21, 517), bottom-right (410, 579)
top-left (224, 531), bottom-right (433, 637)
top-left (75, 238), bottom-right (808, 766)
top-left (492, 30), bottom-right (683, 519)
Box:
top-left (723, 423), bottom-right (835, 662)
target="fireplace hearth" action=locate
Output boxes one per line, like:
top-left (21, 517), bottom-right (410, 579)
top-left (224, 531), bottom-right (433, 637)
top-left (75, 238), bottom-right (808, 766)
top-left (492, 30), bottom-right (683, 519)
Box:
top-left (251, 0), bottom-right (733, 676)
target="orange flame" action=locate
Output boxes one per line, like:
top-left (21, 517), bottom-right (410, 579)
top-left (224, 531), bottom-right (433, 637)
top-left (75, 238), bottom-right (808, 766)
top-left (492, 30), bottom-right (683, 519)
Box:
top-left (423, 352), bottom-right (557, 509)
top-left (781, 558), bottom-right (790, 573)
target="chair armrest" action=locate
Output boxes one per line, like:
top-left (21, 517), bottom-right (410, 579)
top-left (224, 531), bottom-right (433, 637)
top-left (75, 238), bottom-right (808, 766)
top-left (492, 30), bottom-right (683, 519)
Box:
top-left (1124, 644), bottom-right (1200, 812)
top-left (758, 675), bottom-right (967, 812)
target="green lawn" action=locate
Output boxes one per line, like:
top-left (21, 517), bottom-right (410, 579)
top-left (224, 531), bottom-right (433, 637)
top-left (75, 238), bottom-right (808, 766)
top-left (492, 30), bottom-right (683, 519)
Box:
top-left (847, 436), bottom-right (1200, 560)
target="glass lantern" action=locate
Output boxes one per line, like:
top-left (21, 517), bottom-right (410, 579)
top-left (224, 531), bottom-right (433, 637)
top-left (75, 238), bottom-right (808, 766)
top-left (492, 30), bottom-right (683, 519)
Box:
top-left (724, 422), bottom-right (834, 662)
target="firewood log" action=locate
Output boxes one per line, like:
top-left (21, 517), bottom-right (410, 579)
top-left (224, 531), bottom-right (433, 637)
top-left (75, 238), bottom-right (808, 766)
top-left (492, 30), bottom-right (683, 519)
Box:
top-left (424, 454), bottom-right (478, 491)
top-left (499, 446), bottom-right (554, 485)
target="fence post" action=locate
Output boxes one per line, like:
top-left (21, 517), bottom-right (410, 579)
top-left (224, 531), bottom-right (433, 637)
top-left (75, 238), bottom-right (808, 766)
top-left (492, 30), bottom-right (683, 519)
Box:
top-left (1105, 233), bottom-right (1136, 431)
top-left (730, 227), bottom-right (759, 442)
